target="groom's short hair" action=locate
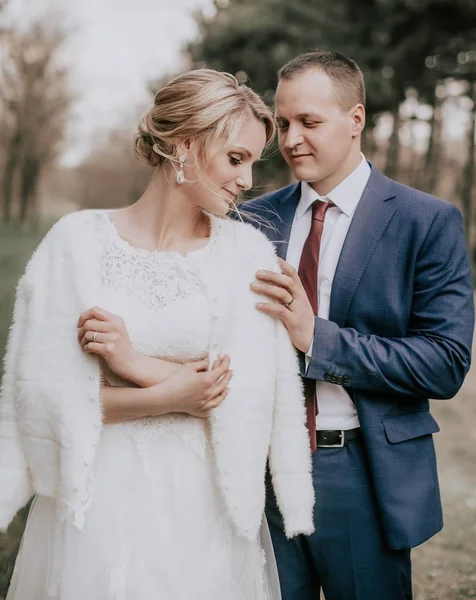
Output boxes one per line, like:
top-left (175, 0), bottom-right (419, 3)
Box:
top-left (278, 50), bottom-right (366, 111)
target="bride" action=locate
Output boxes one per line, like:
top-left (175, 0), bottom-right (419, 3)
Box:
top-left (0, 69), bottom-right (314, 600)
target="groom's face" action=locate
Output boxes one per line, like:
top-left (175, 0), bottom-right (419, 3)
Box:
top-left (276, 68), bottom-right (360, 190)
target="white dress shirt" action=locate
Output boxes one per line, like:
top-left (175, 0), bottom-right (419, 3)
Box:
top-left (286, 155), bottom-right (371, 430)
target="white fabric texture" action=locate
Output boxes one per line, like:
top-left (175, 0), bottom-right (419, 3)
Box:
top-left (0, 210), bottom-right (314, 540)
top-left (6, 214), bottom-right (280, 600)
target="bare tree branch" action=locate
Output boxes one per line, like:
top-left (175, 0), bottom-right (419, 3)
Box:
top-left (0, 17), bottom-right (72, 222)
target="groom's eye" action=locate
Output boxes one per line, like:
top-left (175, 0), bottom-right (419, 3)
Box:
top-left (303, 121), bottom-right (319, 128)
top-left (277, 121), bottom-right (289, 131)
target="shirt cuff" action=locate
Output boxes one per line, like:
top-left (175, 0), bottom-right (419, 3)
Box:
top-left (304, 340), bottom-right (313, 372)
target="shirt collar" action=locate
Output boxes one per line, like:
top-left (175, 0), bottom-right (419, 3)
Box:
top-left (296, 154), bottom-right (371, 219)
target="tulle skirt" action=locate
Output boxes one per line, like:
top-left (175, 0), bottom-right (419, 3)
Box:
top-left (7, 417), bottom-right (280, 600)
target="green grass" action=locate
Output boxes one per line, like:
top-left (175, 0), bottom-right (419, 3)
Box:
top-left (0, 223), bottom-right (48, 365)
top-left (0, 222), bottom-right (48, 598)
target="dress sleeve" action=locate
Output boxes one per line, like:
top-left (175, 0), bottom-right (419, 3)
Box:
top-left (253, 247), bottom-right (315, 537)
top-left (0, 276), bottom-right (34, 530)
top-left (0, 216), bottom-right (71, 531)
top-left (268, 317), bottom-right (315, 538)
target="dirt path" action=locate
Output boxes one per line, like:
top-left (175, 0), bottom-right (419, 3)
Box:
top-left (412, 350), bottom-right (476, 599)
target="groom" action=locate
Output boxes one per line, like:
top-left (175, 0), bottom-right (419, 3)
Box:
top-left (244, 50), bottom-right (474, 599)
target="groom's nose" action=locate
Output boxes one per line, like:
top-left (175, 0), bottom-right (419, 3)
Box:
top-left (282, 124), bottom-right (304, 150)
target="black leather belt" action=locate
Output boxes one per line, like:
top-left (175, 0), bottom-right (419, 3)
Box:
top-left (316, 428), bottom-right (361, 448)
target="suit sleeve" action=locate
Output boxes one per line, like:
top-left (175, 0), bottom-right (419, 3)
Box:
top-left (305, 203), bottom-right (474, 399)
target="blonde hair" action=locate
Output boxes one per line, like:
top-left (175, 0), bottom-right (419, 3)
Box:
top-left (134, 69), bottom-right (275, 171)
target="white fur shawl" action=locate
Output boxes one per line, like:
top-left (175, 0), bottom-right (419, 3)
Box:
top-left (0, 210), bottom-right (314, 540)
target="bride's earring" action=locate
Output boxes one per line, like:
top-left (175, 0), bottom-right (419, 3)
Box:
top-left (176, 155), bottom-right (185, 184)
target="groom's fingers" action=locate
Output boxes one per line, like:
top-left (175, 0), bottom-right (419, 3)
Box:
top-left (251, 268), bottom-right (297, 306)
top-left (277, 257), bottom-right (300, 279)
top-left (255, 269), bottom-right (294, 292)
top-left (255, 299), bottom-right (290, 321)
top-left (251, 281), bottom-right (294, 305)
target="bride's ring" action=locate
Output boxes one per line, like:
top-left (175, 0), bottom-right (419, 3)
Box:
top-left (284, 296), bottom-right (294, 308)
top-left (93, 331), bottom-right (98, 343)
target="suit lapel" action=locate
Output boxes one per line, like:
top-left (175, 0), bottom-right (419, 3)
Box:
top-left (330, 168), bottom-right (397, 326)
top-left (266, 183), bottom-right (301, 260)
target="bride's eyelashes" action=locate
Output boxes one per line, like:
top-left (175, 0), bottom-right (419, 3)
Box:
top-left (228, 153), bottom-right (243, 166)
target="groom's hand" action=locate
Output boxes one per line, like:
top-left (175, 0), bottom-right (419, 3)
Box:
top-left (251, 257), bottom-right (315, 353)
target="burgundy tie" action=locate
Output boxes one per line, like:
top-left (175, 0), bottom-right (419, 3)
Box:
top-left (298, 199), bottom-right (333, 451)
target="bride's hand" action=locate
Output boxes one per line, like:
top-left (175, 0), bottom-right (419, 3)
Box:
top-left (159, 355), bottom-right (233, 418)
top-left (77, 306), bottom-right (139, 381)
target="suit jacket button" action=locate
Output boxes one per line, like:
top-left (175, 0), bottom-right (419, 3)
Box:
top-left (343, 376), bottom-right (350, 386)
top-left (336, 376), bottom-right (344, 385)
top-left (330, 375), bottom-right (337, 384)
top-left (324, 372), bottom-right (332, 382)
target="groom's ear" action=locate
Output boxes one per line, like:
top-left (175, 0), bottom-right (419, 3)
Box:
top-left (350, 104), bottom-right (366, 137)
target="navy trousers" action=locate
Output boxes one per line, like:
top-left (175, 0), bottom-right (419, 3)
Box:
top-left (265, 438), bottom-right (413, 600)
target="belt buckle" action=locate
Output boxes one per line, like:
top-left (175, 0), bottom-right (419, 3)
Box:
top-left (317, 430), bottom-right (345, 448)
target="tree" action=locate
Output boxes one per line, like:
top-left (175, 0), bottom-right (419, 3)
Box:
top-left (70, 129), bottom-right (151, 211)
top-left (189, 0), bottom-right (476, 186)
top-left (0, 19), bottom-right (72, 223)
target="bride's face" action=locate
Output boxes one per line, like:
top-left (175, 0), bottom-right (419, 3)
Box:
top-left (186, 114), bottom-right (268, 216)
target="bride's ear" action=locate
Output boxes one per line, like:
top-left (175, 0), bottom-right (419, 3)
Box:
top-left (175, 140), bottom-right (194, 161)
top-left (181, 139), bottom-right (193, 152)
top-left (181, 139), bottom-right (201, 167)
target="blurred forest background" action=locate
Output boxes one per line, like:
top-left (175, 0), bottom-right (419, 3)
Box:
top-left (1, 0), bottom-right (476, 598)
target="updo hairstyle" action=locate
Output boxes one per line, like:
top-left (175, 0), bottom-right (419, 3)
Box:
top-left (134, 69), bottom-right (275, 172)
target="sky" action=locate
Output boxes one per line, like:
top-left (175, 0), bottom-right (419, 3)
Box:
top-left (4, 0), bottom-right (215, 165)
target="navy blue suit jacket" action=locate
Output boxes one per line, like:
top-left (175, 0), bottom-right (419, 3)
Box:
top-left (242, 164), bottom-right (474, 550)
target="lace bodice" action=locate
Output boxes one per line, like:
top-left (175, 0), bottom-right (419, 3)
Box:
top-left (98, 213), bottom-right (213, 466)
top-left (99, 213), bottom-right (212, 361)
top-left (101, 240), bottom-right (205, 313)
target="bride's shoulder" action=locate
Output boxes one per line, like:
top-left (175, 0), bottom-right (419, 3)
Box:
top-left (49, 209), bottom-right (107, 235)
top-left (38, 209), bottom-right (101, 239)
top-left (219, 217), bottom-right (277, 266)
top-left (39, 209), bottom-right (112, 249)
top-left (23, 210), bottom-right (107, 277)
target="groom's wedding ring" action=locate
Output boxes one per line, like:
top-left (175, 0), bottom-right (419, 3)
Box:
top-left (93, 331), bottom-right (98, 343)
top-left (284, 296), bottom-right (294, 308)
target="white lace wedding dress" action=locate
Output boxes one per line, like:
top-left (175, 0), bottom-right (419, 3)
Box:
top-left (7, 213), bottom-right (280, 600)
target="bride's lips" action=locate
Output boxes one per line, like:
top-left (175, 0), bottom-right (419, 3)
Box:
top-left (222, 188), bottom-right (238, 203)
